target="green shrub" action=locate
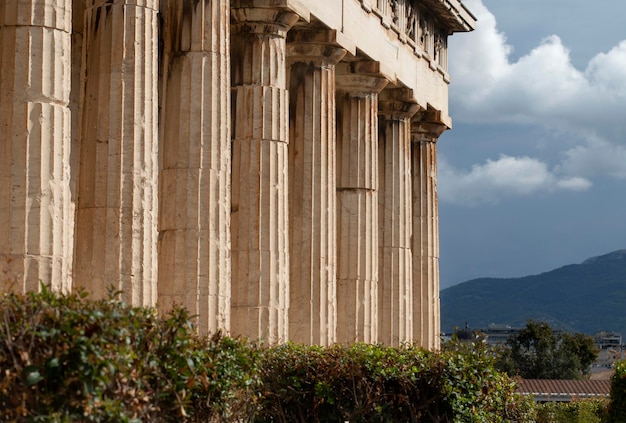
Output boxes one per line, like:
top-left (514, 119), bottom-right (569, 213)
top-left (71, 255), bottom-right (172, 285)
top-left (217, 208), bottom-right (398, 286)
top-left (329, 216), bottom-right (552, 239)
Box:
top-left (0, 286), bottom-right (260, 422)
top-left (255, 342), bottom-right (446, 422)
top-left (441, 337), bottom-right (536, 423)
top-left (535, 398), bottom-right (609, 423)
top-left (255, 339), bottom-right (527, 422)
top-left (0, 287), bottom-right (558, 422)
top-left (609, 360), bottom-right (626, 422)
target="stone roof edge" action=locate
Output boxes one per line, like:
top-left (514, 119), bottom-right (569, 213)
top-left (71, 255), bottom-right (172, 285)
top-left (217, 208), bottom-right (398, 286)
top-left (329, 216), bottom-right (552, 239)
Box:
top-left (423, 0), bottom-right (477, 33)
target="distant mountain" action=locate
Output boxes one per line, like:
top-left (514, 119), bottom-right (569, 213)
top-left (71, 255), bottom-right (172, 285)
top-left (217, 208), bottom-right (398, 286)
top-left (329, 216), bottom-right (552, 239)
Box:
top-left (440, 250), bottom-right (626, 336)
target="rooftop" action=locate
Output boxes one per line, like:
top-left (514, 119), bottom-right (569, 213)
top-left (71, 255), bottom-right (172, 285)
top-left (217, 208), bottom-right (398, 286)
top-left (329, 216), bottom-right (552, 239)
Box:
top-left (516, 379), bottom-right (611, 402)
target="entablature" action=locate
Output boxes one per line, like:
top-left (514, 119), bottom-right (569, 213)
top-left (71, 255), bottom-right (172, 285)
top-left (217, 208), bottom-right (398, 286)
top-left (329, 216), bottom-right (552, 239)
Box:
top-left (282, 0), bottom-right (475, 125)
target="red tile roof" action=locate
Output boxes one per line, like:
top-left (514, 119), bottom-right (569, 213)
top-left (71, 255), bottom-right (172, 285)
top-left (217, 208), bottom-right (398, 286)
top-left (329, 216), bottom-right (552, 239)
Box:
top-left (516, 379), bottom-right (611, 402)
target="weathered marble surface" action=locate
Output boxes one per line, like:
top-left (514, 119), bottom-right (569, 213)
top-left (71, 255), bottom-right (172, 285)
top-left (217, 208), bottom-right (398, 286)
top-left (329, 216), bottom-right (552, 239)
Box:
top-left (0, 0), bottom-right (474, 347)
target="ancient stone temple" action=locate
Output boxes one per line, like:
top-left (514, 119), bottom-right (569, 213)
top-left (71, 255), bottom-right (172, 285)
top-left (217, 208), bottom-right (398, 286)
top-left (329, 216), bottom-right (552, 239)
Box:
top-left (0, 0), bottom-right (475, 348)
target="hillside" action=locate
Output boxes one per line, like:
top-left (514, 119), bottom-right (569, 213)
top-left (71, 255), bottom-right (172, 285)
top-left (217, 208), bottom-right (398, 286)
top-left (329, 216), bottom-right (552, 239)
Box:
top-left (440, 249), bottom-right (626, 335)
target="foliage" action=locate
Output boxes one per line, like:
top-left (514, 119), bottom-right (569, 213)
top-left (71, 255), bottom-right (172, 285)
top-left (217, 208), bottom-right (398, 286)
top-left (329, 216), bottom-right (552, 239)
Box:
top-left (441, 336), bottom-right (536, 422)
top-left (495, 320), bottom-right (598, 379)
top-left (0, 286), bottom-right (260, 422)
top-left (608, 360), bottom-right (626, 422)
top-left (7, 288), bottom-right (611, 422)
top-left (255, 338), bottom-right (527, 422)
top-left (535, 398), bottom-right (610, 423)
top-left (255, 342), bottom-right (445, 422)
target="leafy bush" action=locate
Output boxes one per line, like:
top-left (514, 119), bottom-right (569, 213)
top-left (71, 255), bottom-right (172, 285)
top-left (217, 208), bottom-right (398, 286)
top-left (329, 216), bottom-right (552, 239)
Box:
top-left (1, 287), bottom-right (577, 422)
top-left (255, 342), bottom-right (445, 422)
top-left (441, 337), bottom-right (535, 422)
top-left (535, 398), bottom-right (609, 423)
top-left (255, 339), bottom-right (527, 422)
top-left (609, 360), bottom-right (626, 422)
top-left (0, 286), bottom-right (260, 422)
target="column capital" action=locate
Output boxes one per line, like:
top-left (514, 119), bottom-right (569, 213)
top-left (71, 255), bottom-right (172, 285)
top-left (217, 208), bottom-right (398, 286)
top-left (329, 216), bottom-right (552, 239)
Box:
top-left (336, 60), bottom-right (389, 96)
top-left (411, 109), bottom-right (449, 143)
top-left (1, 0), bottom-right (72, 30)
top-left (286, 29), bottom-right (348, 67)
top-left (231, 0), bottom-right (309, 36)
top-left (379, 88), bottom-right (421, 120)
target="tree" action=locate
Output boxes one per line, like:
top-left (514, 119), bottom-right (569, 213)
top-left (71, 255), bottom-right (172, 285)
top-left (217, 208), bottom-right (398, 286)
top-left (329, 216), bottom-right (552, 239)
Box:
top-left (495, 320), bottom-right (598, 379)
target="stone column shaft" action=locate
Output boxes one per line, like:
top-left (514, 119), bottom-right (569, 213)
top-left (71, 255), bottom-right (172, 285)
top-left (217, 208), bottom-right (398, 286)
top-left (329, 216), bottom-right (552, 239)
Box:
top-left (411, 111), bottom-right (447, 350)
top-left (336, 61), bottom-right (388, 344)
top-left (74, 0), bottom-right (159, 306)
top-left (70, 0), bottom-right (84, 272)
top-left (230, 4), bottom-right (304, 343)
top-left (377, 88), bottom-right (419, 346)
top-left (158, 0), bottom-right (231, 335)
top-left (287, 29), bottom-right (346, 345)
top-left (0, 0), bottom-right (73, 292)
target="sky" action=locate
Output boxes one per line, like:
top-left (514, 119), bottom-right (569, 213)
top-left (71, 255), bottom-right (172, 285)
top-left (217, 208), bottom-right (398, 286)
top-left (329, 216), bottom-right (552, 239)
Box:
top-left (438, 0), bottom-right (626, 289)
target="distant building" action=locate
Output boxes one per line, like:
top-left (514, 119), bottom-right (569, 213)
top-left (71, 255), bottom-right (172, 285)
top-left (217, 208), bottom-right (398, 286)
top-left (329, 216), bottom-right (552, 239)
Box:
top-left (594, 331), bottom-right (623, 349)
top-left (455, 326), bottom-right (624, 348)
top-left (592, 332), bottom-right (623, 377)
top-left (480, 325), bottom-right (522, 345)
top-left (452, 324), bottom-right (529, 345)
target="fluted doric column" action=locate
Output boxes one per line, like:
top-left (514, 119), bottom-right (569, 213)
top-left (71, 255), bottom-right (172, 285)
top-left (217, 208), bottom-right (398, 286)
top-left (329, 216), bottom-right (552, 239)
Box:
top-left (0, 0), bottom-right (74, 292)
top-left (411, 110), bottom-right (447, 350)
top-left (286, 29), bottom-right (346, 345)
top-left (70, 0), bottom-right (84, 261)
top-left (335, 61), bottom-right (388, 344)
top-left (74, 0), bottom-right (159, 306)
top-left (377, 88), bottom-right (419, 346)
top-left (158, 0), bottom-right (231, 335)
top-left (230, 1), bottom-right (306, 343)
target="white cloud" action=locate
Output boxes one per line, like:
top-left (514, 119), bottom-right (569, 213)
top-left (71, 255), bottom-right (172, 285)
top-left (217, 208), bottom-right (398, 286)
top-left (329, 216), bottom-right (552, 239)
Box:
top-left (586, 41), bottom-right (626, 98)
top-left (443, 0), bottom-right (626, 204)
top-left (559, 138), bottom-right (626, 179)
top-left (449, 0), bottom-right (626, 140)
top-left (439, 155), bottom-right (591, 206)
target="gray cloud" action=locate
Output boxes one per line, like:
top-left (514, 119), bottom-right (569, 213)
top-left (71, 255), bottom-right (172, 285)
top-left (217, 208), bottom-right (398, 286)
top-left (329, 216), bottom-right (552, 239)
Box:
top-left (559, 139), bottom-right (626, 180)
top-left (442, 0), bottom-right (626, 205)
top-left (439, 155), bottom-right (591, 206)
